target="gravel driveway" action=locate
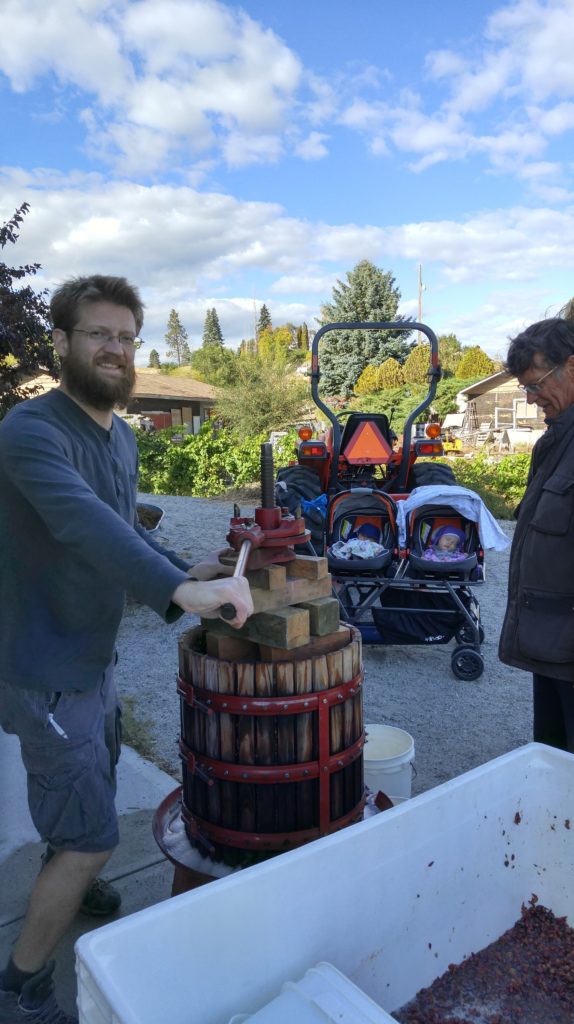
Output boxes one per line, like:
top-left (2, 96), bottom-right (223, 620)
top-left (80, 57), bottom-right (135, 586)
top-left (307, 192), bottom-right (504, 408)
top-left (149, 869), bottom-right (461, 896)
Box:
top-left (115, 494), bottom-right (530, 796)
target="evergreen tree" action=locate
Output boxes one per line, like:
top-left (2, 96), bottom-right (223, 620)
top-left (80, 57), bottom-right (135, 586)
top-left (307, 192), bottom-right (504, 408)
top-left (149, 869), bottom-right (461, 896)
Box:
top-left (191, 344), bottom-right (238, 387)
top-left (319, 260), bottom-right (411, 396)
top-left (257, 304), bottom-right (272, 337)
top-left (215, 351), bottom-right (307, 435)
top-left (164, 309), bottom-right (190, 366)
top-left (438, 333), bottom-right (463, 376)
top-left (148, 348), bottom-right (161, 368)
top-left (258, 325), bottom-right (293, 363)
top-left (378, 356), bottom-right (405, 389)
top-left (0, 203), bottom-right (59, 417)
top-left (297, 322), bottom-right (309, 351)
top-left (403, 344), bottom-right (432, 385)
top-left (455, 346), bottom-right (495, 380)
top-left (202, 307), bottom-right (224, 347)
top-left (239, 338), bottom-right (257, 356)
top-left (354, 364), bottom-right (381, 396)
top-left (181, 340), bottom-right (193, 364)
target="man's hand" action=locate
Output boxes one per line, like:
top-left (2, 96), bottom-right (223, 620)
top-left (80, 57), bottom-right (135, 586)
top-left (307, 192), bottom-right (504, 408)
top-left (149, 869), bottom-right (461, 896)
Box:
top-left (171, 576), bottom-right (253, 629)
top-left (188, 547), bottom-right (234, 581)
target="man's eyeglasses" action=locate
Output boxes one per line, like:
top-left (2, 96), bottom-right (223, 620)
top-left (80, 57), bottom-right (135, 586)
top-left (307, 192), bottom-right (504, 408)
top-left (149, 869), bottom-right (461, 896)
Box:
top-left (71, 328), bottom-right (143, 349)
top-left (517, 365), bottom-right (557, 395)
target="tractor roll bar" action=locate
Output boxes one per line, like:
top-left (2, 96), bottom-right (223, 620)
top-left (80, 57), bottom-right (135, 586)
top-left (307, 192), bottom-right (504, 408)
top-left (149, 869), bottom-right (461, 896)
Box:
top-left (310, 321), bottom-right (441, 493)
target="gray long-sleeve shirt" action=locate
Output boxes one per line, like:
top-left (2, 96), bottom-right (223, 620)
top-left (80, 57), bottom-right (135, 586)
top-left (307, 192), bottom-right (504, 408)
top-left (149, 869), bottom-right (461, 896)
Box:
top-left (0, 389), bottom-right (191, 691)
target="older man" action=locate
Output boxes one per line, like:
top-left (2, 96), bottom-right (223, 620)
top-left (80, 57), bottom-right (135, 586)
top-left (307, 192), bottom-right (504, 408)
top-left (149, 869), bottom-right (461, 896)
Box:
top-left (499, 317), bottom-right (574, 751)
top-left (0, 274), bottom-right (252, 1024)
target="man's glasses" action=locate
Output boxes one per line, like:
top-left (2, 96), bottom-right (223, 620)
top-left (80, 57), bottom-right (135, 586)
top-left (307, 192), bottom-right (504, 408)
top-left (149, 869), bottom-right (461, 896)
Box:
top-left (517, 365), bottom-right (557, 395)
top-left (71, 328), bottom-right (143, 349)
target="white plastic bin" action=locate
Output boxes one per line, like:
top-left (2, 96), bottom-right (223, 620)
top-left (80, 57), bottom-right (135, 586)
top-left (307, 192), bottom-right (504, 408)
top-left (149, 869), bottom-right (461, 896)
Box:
top-left (76, 744), bottom-right (574, 1024)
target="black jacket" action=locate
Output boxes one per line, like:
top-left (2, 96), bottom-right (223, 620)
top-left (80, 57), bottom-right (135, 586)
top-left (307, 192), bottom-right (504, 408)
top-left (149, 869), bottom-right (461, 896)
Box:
top-left (499, 402), bottom-right (574, 681)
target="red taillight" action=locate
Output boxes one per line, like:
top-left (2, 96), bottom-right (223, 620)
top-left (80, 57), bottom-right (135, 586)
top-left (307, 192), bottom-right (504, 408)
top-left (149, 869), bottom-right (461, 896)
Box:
top-left (299, 442), bottom-right (328, 458)
top-left (416, 442), bottom-right (444, 455)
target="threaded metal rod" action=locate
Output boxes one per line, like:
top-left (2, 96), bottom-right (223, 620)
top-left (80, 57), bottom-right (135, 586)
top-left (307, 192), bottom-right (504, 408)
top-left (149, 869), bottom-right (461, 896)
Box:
top-left (260, 442), bottom-right (275, 508)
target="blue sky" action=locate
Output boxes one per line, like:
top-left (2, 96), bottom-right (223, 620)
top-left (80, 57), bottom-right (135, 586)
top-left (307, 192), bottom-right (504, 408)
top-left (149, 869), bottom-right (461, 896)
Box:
top-left (1, 0), bottom-right (574, 365)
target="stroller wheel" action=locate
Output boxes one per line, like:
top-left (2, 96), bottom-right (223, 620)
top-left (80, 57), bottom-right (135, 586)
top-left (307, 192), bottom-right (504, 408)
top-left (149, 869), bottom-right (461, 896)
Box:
top-left (455, 624), bottom-right (485, 645)
top-left (451, 645), bottom-right (484, 681)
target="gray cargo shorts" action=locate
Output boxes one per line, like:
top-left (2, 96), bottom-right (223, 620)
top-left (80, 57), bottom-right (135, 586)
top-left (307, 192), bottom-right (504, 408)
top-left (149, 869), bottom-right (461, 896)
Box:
top-left (0, 660), bottom-right (121, 853)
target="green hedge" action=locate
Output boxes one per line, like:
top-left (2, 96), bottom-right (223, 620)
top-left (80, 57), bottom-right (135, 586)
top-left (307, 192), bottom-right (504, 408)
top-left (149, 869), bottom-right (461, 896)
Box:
top-left (134, 424), bottom-right (530, 516)
top-left (429, 453), bottom-right (530, 518)
top-left (135, 422), bottom-right (298, 497)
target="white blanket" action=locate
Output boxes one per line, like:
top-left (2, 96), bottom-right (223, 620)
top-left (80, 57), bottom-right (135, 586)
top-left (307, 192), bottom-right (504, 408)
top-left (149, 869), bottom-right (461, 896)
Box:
top-left (396, 485), bottom-right (511, 551)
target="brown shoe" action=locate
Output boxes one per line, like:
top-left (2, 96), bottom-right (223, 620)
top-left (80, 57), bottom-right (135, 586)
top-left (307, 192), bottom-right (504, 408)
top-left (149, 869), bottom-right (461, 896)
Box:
top-left (79, 876), bottom-right (122, 917)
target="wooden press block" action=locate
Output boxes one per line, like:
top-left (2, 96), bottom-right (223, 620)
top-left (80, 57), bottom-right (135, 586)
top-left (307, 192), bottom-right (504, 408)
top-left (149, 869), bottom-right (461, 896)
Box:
top-left (205, 632), bottom-right (260, 661)
top-left (259, 624), bottom-right (353, 662)
top-left (244, 564), bottom-right (287, 590)
top-left (250, 574), bottom-right (332, 614)
top-left (296, 596), bottom-right (340, 636)
top-left (285, 555), bottom-right (329, 580)
top-left (217, 554), bottom-right (287, 589)
top-left (201, 606), bottom-right (310, 650)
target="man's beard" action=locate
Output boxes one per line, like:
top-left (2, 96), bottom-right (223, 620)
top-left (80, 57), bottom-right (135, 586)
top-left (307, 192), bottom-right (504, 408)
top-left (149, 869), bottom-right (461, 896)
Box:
top-left (60, 352), bottom-right (136, 410)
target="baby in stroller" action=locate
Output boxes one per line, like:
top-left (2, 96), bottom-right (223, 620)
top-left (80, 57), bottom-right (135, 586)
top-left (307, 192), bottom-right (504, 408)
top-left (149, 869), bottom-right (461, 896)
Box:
top-left (423, 524), bottom-right (467, 563)
top-left (330, 519), bottom-right (387, 561)
top-left (406, 508), bottom-right (481, 579)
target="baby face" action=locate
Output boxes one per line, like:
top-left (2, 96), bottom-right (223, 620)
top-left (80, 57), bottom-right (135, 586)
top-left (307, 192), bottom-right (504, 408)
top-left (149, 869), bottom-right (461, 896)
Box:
top-left (436, 532), bottom-right (461, 552)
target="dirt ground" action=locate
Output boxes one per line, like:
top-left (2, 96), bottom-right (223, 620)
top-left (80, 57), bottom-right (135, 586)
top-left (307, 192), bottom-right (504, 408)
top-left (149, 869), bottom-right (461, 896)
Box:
top-left (116, 494), bottom-right (530, 795)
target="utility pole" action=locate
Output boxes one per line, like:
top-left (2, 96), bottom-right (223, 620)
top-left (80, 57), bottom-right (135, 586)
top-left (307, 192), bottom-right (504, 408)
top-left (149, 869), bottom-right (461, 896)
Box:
top-left (417, 264), bottom-right (426, 345)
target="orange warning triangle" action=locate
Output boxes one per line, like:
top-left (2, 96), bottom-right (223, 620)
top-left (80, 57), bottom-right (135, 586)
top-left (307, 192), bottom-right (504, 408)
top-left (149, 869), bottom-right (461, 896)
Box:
top-left (343, 420), bottom-right (392, 464)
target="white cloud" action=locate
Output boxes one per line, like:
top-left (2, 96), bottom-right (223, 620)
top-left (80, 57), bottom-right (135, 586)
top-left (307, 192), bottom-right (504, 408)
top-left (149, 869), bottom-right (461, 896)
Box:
top-left (386, 206), bottom-right (574, 284)
top-left (0, 0), bottom-right (303, 174)
top-left (2, 165), bottom-right (574, 369)
top-left (487, 0), bottom-right (574, 102)
top-left (294, 132), bottom-right (329, 161)
top-left (270, 273), bottom-right (338, 295)
top-left (425, 50), bottom-right (467, 80)
top-left (4, 169), bottom-right (574, 304)
top-left (529, 101), bottom-right (574, 136)
top-left (0, 0), bottom-right (131, 103)
top-left (445, 52), bottom-right (515, 116)
top-left (220, 133), bottom-right (284, 168)
top-left (336, 1), bottom-right (574, 181)
top-left (305, 74), bottom-right (339, 125)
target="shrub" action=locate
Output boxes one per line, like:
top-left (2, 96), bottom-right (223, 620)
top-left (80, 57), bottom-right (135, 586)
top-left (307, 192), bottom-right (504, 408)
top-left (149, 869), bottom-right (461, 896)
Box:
top-left (135, 422), bottom-right (298, 497)
top-left (135, 423), bottom-right (531, 516)
top-left (432, 453), bottom-right (530, 518)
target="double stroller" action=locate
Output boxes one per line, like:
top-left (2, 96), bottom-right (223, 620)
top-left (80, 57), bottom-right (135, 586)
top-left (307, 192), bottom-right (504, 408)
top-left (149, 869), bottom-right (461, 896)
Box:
top-left (323, 487), bottom-right (485, 681)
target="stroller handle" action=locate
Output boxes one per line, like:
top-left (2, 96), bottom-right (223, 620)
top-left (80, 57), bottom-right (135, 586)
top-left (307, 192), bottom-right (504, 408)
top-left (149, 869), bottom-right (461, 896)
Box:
top-left (310, 320), bottom-right (441, 493)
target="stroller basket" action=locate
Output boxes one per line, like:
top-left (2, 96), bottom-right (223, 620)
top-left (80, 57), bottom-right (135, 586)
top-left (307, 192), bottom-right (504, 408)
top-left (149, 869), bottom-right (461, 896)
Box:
top-left (405, 504), bottom-right (482, 581)
top-left (326, 489), bottom-right (398, 575)
top-left (373, 587), bottom-right (473, 646)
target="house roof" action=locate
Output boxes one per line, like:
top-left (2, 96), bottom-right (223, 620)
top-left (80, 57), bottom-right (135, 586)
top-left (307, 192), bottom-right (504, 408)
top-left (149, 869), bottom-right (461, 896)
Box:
top-left (131, 368), bottom-right (216, 401)
top-left (456, 370), bottom-right (513, 398)
top-left (18, 369), bottom-right (217, 403)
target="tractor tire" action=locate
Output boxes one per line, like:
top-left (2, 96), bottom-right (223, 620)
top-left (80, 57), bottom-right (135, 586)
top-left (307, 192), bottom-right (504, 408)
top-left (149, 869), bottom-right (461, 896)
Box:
top-left (409, 461), bottom-right (457, 489)
top-left (275, 465), bottom-right (325, 554)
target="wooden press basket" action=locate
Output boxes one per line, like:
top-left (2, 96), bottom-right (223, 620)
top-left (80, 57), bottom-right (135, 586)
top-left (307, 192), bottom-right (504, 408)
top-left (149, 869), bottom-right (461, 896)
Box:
top-left (177, 625), bottom-right (365, 863)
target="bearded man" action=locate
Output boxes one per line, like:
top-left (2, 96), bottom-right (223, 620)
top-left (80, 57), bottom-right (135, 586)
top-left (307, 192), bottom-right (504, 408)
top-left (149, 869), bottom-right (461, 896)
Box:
top-left (0, 275), bottom-right (252, 1023)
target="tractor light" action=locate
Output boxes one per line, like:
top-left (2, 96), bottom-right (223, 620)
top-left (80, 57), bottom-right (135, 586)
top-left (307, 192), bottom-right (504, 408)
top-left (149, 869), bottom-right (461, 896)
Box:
top-left (299, 441), bottom-right (328, 459)
top-left (416, 441), bottom-right (444, 455)
top-left (298, 426), bottom-right (314, 441)
top-left (426, 423), bottom-right (442, 439)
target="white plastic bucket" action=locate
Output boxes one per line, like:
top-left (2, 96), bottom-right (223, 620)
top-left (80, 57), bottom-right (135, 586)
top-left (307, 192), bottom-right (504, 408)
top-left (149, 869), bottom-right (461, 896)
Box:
top-left (363, 724), bottom-right (415, 804)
